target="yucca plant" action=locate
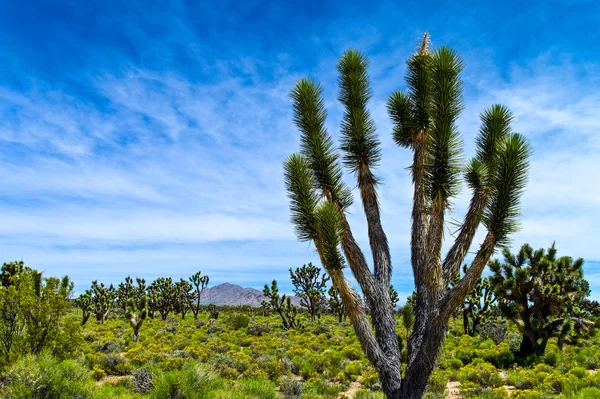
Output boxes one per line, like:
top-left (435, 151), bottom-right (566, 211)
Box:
top-left (189, 272), bottom-right (209, 320)
top-left (126, 295), bottom-right (148, 342)
top-left (283, 33), bottom-right (530, 399)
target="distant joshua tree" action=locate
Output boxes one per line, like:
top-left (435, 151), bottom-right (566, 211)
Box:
top-left (189, 272), bottom-right (209, 319)
top-left (289, 263), bottom-right (329, 321)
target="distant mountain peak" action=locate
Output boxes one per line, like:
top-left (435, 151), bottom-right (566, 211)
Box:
top-left (201, 282), bottom-right (300, 307)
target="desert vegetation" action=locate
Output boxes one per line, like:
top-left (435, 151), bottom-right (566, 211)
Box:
top-left (0, 35), bottom-right (598, 399)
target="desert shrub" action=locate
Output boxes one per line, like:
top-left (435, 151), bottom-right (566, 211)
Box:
top-left (98, 353), bottom-right (133, 375)
top-left (508, 332), bottom-right (522, 352)
top-left (247, 323), bottom-right (271, 336)
top-left (1, 353), bottom-right (95, 399)
top-left (173, 350), bottom-right (191, 358)
top-left (228, 313), bottom-right (250, 330)
top-left (235, 378), bottom-right (278, 399)
top-left (151, 361), bottom-right (223, 399)
top-left (279, 375), bottom-right (303, 398)
top-left (354, 390), bottom-right (386, 399)
top-left (341, 346), bottom-right (362, 361)
top-left (94, 340), bottom-right (121, 353)
top-left (439, 356), bottom-right (463, 370)
top-left (573, 387), bottom-right (600, 399)
top-left (132, 367), bottom-right (155, 394)
top-left (425, 370), bottom-right (448, 397)
top-left (208, 325), bottom-right (224, 334)
top-left (478, 321), bottom-right (508, 345)
top-left (303, 377), bottom-right (343, 397)
top-left (458, 361), bottom-right (503, 388)
top-left (195, 319), bottom-right (207, 328)
top-left (313, 323), bottom-right (332, 336)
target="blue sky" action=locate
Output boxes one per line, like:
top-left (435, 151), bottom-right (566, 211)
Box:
top-left (0, 0), bottom-right (599, 301)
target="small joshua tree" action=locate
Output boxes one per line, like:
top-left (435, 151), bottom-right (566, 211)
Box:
top-left (263, 280), bottom-right (302, 329)
top-left (207, 304), bottom-right (219, 320)
top-left (389, 285), bottom-right (400, 311)
top-left (490, 242), bottom-right (593, 355)
top-left (127, 295), bottom-right (148, 342)
top-left (402, 302), bottom-right (414, 342)
top-left (328, 286), bottom-right (346, 322)
top-left (75, 292), bottom-right (92, 326)
top-left (189, 272), bottom-right (209, 319)
top-left (289, 263), bottom-right (329, 321)
top-left (284, 33), bottom-right (530, 398)
top-left (455, 265), bottom-right (497, 336)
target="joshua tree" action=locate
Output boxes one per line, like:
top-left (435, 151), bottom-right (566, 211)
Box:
top-left (328, 286), bottom-right (346, 322)
top-left (175, 279), bottom-right (196, 319)
top-left (75, 292), bottom-right (93, 326)
top-left (207, 304), bottom-right (219, 320)
top-left (283, 33), bottom-right (530, 398)
top-left (116, 276), bottom-right (134, 311)
top-left (289, 263), bottom-right (329, 321)
top-left (389, 285), bottom-right (400, 311)
top-left (90, 281), bottom-right (115, 323)
top-left (189, 272), bottom-right (209, 319)
top-left (490, 242), bottom-right (593, 355)
top-left (455, 265), bottom-right (497, 336)
top-left (149, 277), bottom-right (177, 321)
top-left (263, 280), bottom-right (302, 329)
top-left (126, 295), bottom-right (148, 342)
top-left (402, 302), bottom-right (414, 343)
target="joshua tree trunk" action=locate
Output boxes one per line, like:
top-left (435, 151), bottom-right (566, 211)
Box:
top-left (284, 33), bottom-right (530, 399)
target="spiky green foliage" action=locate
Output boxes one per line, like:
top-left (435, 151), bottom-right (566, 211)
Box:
top-left (189, 271), bottom-right (209, 320)
top-left (290, 79), bottom-right (352, 209)
top-left (90, 281), bottom-right (115, 323)
top-left (126, 295), bottom-right (148, 342)
top-left (263, 280), bottom-right (302, 329)
top-left (289, 263), bottom-right (329, 322)
top-left (427, 47), bottom-right (464, 204)
top-left (337, 49), bottom-right (381, 172)
top-left (490, 242), bottom-right (593, 355)
top-left (482, 133), bottom-right (531, 246)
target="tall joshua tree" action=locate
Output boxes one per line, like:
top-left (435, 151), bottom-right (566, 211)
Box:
top-left (283, 33), bottom-right (530, 399)
top-left (189, 272), bottom-right (209, 320)
top-left (289, 262), bottom-right (329, 321)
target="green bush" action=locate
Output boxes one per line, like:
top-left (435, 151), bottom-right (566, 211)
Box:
top-left (1, 353), bottom-right (95, 399)
top-left (228, 313), bottom-right (250, 330)
top-left (151, 361), bottom-right (223, 399)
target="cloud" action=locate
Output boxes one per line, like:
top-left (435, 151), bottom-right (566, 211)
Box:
top-left (0, 2), bottom-right (598, 302)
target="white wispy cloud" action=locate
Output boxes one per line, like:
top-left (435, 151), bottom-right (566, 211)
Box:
top-left (0, 34), bottom-right (598, 301)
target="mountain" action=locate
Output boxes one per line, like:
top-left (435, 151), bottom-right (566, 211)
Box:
top-left (200, 283), bottom-right (301, 307)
